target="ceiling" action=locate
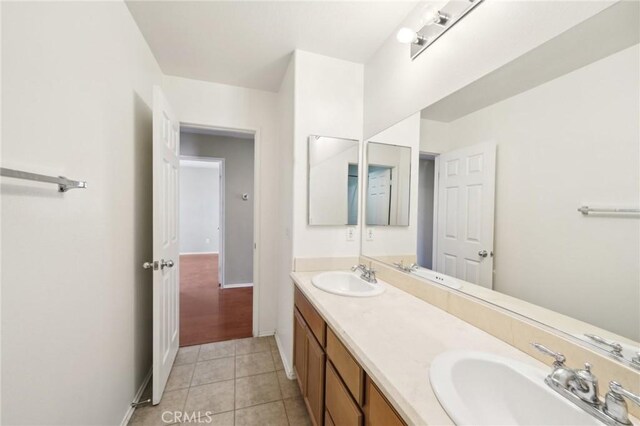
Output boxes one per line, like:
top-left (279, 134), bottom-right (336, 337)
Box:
top-left (126, 1), bottom-right (418, 92)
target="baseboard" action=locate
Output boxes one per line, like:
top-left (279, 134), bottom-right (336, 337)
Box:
top-left (120, 368), bottom-right (152, 426)
top-left (223, 282), bottom-right (253, 288)
top-left (274, 332), bottom-right (296, 380)
top-left (179, 251), bottom-right (219, 255)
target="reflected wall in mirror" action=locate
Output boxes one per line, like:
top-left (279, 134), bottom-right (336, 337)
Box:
top-left (361, 1), bottom-right (640, 367)
top-left (366, 142), bottom-right (411, 226)
top-left (308, 135), bottom-right (359, 226)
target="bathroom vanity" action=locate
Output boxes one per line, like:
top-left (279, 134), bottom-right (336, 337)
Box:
top-left (291, 270), bottom-right (640, 425)
top-left (293, 284), bottom-right (404, 426)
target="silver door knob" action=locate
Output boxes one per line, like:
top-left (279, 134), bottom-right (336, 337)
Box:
top-left (160, 259), bottom-right (175, 269)
top-left (478, 250), bottom-right (489, 258)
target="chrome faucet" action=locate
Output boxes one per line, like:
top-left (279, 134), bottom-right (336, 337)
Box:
top-left (532, 343), bottom-right (640, 425)
top-left (351, 263), bottom-right (377, 283)
top-left (392, 260), bottom-right (418, 272)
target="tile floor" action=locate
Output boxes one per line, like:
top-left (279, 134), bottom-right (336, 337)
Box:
top-left (129, 336), bottom-right (311, 426)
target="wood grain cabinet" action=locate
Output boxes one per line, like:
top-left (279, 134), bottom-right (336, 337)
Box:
top-left (294, 284), bottom-right (406, 426)
top-left (294, 288), bottom-right (326, 426)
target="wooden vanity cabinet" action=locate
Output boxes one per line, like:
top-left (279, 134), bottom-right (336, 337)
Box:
top-left (294, 284), bottom-right (406, 426)
top-left (363, 377), bottom-right (405, 426)
top-left (294, 288), bottom-right (326, 426)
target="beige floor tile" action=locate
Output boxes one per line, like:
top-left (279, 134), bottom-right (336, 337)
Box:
top-left (236, 337), bottom-right (271, 355)
top-left (180, 411), bottom-right (234, 426)
top-left (272, 349), bottom-right (285, 371)
top-left (166, 364), bottom-right (196, 391)
top-left (184, 380), bottom-right (235, 415)
top-left (283, 397), bottom-right (311, 426)
top-left (235, 401), bottom-right (288, 426)
top-left (276, 370), bottom-right (300, 399)
top-left (236, 351), bottom-right (275, 378)
top-left (191, 357), bottom-right (235, 386)
top-left (199, 340), bottom-right (235, 361)
top-left (175, 346), bottom-right (200, 366)
top-left (267, 335), bottom-right (278, 351)
top-left (235, 372), bottom-right (282, 408)
top-left (128, 389), bottom-right (188, 426)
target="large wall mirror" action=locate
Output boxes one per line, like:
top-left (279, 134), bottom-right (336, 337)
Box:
top-left (308, 135), bottom-right (360, 226)
top-left (361, 1), bottom-right (640, 369)
top-left (366, 142), bottom-right (411, 226)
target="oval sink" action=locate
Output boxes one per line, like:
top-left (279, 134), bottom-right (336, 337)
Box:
top-left (311, 271), bottom-right (385, 297)
top-left (430, 351), bottom-right (603, 426)
top-left (412, 267), bottom-right (462, 289)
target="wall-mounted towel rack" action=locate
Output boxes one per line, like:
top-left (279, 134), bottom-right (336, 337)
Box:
top-left (578, 205), bottom-right (640, 215)
top-left (0, 167), bottom-right (87, 192)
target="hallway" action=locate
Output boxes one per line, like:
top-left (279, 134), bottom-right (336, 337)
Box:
top-left (180, 254), bottom-right (253, 346)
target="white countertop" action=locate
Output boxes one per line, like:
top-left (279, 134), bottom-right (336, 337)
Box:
top-left (291, 271), bottom-right (551, 426)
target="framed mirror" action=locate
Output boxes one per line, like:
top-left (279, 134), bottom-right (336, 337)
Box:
top-left (366, 142), bottom-right (412, 226)
top-left (308, 135), bottom-right (359, 226)
top-left (361, 1), bottom-right (640, 369)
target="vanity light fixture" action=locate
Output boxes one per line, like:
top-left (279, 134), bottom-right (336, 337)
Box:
top-left (399, 0), bottom-right (484, 60)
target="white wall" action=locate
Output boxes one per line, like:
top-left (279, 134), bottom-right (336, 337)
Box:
top-left (179, 162), bottom-right (220, 253)
top-left (162, 75), bottom-right (280, 335)
top-left (1, 2), bottom-right (161, 424)
top-left (421, 45), bottom-right (640, 340)
top-left (275, 56), bottom-right (296, 376)
top-left (292, 51), bottom-right (364, 258)
top-left (364, 0), bottom-right (615, 138)
top-left (274, 51), bottom-right (364, 374)
top-left (362, 113), bottom-right (421, 258)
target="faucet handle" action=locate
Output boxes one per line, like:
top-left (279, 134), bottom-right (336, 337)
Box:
top-left (531, 343), bottom-right (566, 367)
top-left (604, 381), bottom-right (640, 425)
top-left (610, 382), bottom-right (640, 406)
top-left (351, 264), bottom-right (365, 272)
top-left (585, 334), bottom-right (624, 357)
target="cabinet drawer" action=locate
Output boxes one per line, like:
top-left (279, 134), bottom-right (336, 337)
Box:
top-left (325, 362), bottom-right (363, 426)
top-left (365, 377), bottom-right (405, 426)
top-left (326, 327), bottom-right (364, 405)
top-left (295, 286), bottom-right (326, 346)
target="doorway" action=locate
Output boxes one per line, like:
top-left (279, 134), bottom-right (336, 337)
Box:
top-left (178, 126), bottom-right (256, 347)
top-left (417, 153), bottom-right (437, 269)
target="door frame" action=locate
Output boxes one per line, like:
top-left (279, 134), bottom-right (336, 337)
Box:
top-left (180, 122), bottom-right (260, 338)
top-left (179, 155), bottom-right (226, 287)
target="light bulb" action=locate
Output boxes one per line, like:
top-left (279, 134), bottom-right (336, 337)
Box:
top-left (420, 8), bottom-right (445, 26)
top-left (396, 27), bottom-right (418, 44)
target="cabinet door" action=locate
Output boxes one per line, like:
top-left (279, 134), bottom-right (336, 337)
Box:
top-left (325, 362), bottom-right (363, 426)
top-left (305, 330), bottom-right (326, 426)
top-left (364, 378), bottom-right (405, 426)
top-left (294, 309), bottom-right (308, 394)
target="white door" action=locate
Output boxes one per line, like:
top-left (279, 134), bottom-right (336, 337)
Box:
top-left (367, 168), bottom-right (392, 225)
top-left (150, 86), bottom-right (180, 404)
top-left (436, 142), bottom-right (496, 288)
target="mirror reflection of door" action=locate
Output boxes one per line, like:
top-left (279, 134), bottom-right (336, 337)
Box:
top-left (367, 166), bottom-right (392, 225)
top-left (435, 142), bottom-right (496, 289)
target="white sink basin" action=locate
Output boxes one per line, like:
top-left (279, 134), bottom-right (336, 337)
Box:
top-left (311, 271), bottom-right (385, 297)
top-left (412, 267), bottom-right (462, 289)
top-left (430, 351), bottom-right (603, 426)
